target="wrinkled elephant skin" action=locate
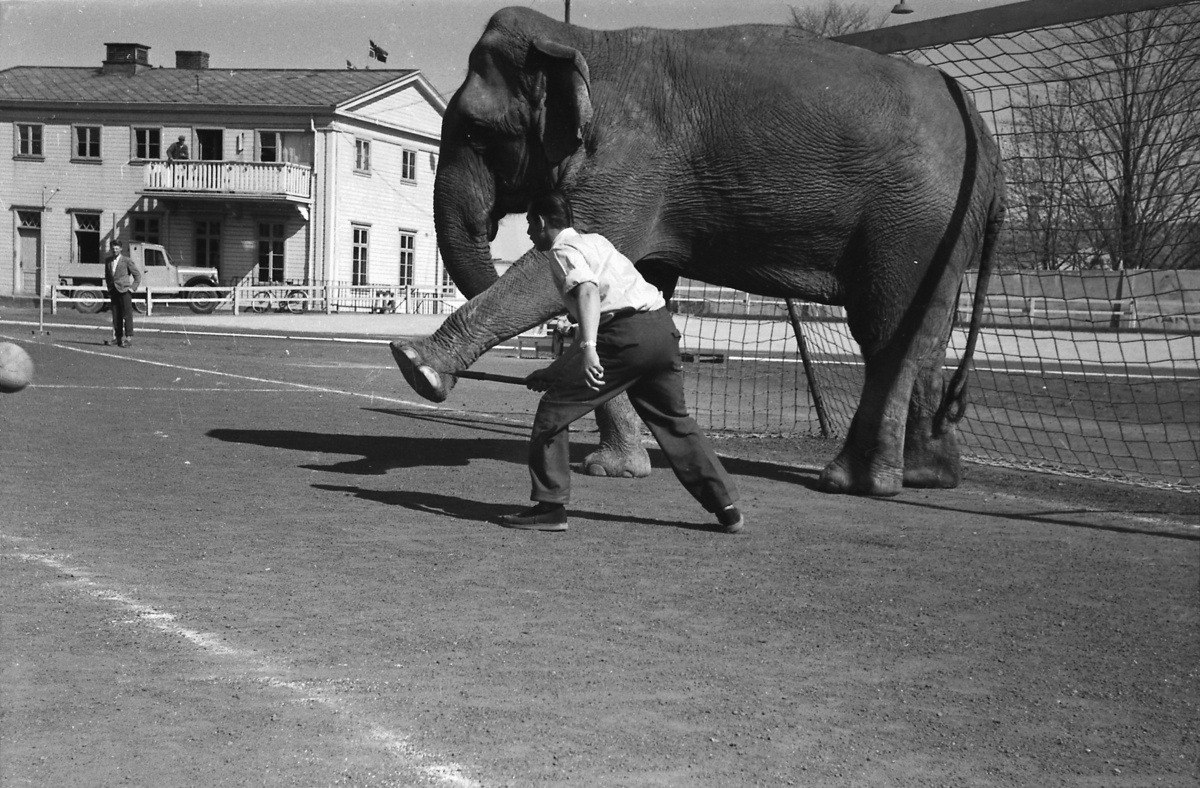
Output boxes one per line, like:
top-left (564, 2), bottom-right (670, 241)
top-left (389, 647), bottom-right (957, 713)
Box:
top-left (399, 7), bottom-right (1005, 496)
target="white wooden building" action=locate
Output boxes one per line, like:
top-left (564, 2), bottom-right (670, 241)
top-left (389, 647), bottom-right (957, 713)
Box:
top-left (0, 43), bottom-right (451, 306)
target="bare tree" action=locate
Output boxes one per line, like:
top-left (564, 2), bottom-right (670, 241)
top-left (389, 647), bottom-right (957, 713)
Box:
top-left (789, 0), bottom-right (888, 37)
top-left (1009, 5), bottom-right (1199, 269)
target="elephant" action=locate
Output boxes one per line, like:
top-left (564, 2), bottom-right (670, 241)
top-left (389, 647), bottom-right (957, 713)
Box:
top-left (392, 6), bottom-right (1006, 497)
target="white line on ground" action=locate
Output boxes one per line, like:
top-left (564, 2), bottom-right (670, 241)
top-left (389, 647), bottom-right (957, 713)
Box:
top-left (6, 318), bottom-right (1193, 379)
top-left (42, 340), bottom-right (445, 410)
top-left (3, 541), bottom-right (482, 788)
top-left (34, 385), bottom-right (306, 392)
top-left (2, 317), bottom-right (526, 351)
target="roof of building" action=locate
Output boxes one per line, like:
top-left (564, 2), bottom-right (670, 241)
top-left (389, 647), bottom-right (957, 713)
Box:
top-left (0, 66), bottom-right (426, 108)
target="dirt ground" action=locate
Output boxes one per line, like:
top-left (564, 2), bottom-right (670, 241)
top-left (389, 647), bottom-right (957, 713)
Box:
top-left (1, 307), bottom-right (1196, 788)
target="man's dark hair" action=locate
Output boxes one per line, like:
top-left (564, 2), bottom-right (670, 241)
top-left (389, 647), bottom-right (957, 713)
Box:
top-left (528, 189), bottom-right (574, 229)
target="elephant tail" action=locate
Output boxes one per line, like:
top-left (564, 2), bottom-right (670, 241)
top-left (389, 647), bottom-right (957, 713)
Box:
top-left (934, 71), bottom-right (1006, 435)
top-left (935, 188), bottom-right (1004, 433)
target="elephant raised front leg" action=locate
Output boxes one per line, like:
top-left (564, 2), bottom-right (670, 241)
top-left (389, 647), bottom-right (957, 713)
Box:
top-left (390, 266), bottom-right (651, 478)
top-left (393, 337), bottom-right (650, 478)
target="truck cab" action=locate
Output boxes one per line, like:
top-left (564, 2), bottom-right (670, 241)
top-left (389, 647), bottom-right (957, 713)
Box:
top-left (58, 242), bottom-right (220, 314)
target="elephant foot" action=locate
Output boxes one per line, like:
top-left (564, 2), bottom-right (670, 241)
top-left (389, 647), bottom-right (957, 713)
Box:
top-left (390, 341), bottom-right (451, 403)
top-left (902, 459), bottom-right (961, 489)
top-left (579, 444), bottom-right (652, 478)
top-left (818, 457), bottom-right (902, 497)
top-left (903, 424), bottom-right (962, 489)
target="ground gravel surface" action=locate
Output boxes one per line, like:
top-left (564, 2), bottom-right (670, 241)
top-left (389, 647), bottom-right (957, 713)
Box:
top-left (1, 308), bottom-right (1196, 787)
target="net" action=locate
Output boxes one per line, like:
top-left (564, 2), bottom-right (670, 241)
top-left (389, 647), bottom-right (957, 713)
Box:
top-left (668, 1), bottom-right (1200, 492)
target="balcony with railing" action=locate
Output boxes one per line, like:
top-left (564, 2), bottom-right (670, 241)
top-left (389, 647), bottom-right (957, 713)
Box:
top-left (142, 161), bottom-right (313, 202)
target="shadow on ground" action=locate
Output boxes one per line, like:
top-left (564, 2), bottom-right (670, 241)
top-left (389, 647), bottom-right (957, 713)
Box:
top-left (310, 485), bottom-right (728, 532)
top-left (207, 422), bottom-right (825, 491)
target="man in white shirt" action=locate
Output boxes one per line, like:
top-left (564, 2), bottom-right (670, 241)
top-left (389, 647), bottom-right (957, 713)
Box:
top-left (499, 190), bottom-right (742, 534)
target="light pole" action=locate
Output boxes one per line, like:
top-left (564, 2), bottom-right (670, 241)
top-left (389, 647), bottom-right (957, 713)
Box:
top-left (565, 0), bottom-right (571, 24)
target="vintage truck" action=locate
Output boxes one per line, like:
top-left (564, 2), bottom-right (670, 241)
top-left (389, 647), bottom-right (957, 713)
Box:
top-left (57, 242), bottom-right (220, 314)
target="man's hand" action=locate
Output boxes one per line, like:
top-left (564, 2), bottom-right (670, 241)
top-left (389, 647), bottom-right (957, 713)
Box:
top-left (580, 346), bottom-right (604, 390)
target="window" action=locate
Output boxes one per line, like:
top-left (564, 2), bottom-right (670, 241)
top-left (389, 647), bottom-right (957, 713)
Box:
top-left (355, 139), bottom-right (371, 172)
top-left (441, 265), bottom-right (456, 295)
top-left (260, 131), bottom-right (279, 163)
top-left (16, 124), bottom-right (43, 158)
top-left (257, 223), bottom-right (285, 282)
top-left (143, 247), bottom-right (168, 267)
top-left (74, 126), bottom-right (101, 160)
top-left (195, 221), bottom-right (221, 271)
top-left (131, 215), bottom-right (161, 244)
top-left (352, 225), bottom-right (369, 286)
top-left (73, 213), bottom-right (101, 265)
top-left (401, 149), bottom-right (417, 182)
top-left (398, 232), bottom-right (415, 287)
top-left (133, 127), bottom-right (161, 160)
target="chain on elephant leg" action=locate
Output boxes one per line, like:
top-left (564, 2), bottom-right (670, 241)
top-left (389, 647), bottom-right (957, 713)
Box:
top-left (580, 395), bottom-right (652, 478)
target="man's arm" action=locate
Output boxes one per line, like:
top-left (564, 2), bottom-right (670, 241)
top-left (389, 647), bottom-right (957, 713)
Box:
top-left (571, 281), bottom-right (603, 389)
top-left (524, 281), bottom-right (604, 391)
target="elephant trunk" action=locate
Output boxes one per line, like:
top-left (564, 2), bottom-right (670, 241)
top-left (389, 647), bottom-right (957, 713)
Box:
top-left (433, 146), bottom-right (501, 299)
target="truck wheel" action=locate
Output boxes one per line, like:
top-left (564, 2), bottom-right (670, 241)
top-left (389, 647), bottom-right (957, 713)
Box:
top-left (132, 295), bottom-right (148, 314)
top-left (188, 289), bottom-right (218, 314)
top-left (76, 289), bottom-right (106, 314)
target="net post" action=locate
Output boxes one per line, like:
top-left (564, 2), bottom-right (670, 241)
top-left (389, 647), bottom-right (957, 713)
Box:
top-left (786, 298), bottom-right (833, 439)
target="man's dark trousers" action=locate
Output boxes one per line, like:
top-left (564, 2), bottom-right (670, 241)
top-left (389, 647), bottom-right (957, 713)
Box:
top-left (528, 308), bottom-right (738, 513)
top-left (109, 289), bottom-right (134, 343)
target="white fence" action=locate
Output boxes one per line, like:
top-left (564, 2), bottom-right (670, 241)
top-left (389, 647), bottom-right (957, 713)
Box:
top-left (50, 283), bottom-right (465, 316)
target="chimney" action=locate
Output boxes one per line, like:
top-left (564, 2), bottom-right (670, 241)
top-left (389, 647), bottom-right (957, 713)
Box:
top-left (175, 51), bottom-right (210, 70)
top-left (103, 43), bottom-right (152, 75)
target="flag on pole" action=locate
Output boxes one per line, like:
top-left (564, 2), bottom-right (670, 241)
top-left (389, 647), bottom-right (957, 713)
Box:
top-left (369, 40), bottom-right (388, 63)
top-left (346, 59), bottom-right (356, 70)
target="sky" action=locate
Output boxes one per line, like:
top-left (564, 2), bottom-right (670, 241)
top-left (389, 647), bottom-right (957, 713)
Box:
top-left (0, 0), bottom-right (1021, 257)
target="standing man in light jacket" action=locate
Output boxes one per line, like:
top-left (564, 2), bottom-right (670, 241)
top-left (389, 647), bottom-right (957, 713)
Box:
top-left (104, 239), bottom-right (141, 348)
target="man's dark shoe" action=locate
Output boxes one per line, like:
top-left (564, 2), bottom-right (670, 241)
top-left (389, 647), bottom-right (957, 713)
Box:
top-left (716, 505), bottom-right (744, 534)
top-left (120, 339), bottom-right (132, 348)
top-left (498, 502), bottom-right (568, 531)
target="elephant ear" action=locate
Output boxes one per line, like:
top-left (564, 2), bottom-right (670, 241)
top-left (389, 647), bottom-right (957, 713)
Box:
top-left (531, 38), bottom-right (593, 166)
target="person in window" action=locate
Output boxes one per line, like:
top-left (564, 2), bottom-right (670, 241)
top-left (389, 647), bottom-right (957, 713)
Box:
top-left (166, 135), bottom-right (189, 161)
top-left (497, 189), bottom-right (743, 534)
top-left (104, 240), bottom-right (141, 348)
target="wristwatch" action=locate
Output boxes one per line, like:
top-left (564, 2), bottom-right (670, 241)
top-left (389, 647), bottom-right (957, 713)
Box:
top-left (579, 340), bottom-right (597, 348)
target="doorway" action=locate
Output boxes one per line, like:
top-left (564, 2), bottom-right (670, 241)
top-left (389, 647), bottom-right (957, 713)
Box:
top-left (196, 129), bottom-right (224, 161)
top-left (17, 211), bottom-right (41, 295)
